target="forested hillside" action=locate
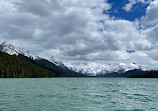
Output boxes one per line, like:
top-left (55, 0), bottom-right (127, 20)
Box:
top-left (130, 71), bottom-right (158, 78)
top-left (18, 54), bottom-right (87, 77)
top-left (0, 51), bottom-right (55, 78)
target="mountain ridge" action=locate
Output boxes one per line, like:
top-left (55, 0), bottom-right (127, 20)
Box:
top-left (0, 41), bottom-right (155, 78)
top-left (0, 41), bottom-right (68, 69)
top-left (0, 51), bottom-right (55, 78)
top-left (71, 63), bottom-right (153, 77)
top-left (0, 42), bottom-right (87, 77)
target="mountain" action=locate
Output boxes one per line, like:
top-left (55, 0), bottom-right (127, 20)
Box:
top-left (0, 41), bottom-right (38, 59)
top-left (1, 41), bottom-right (153, 78)
top-left (97, 69), bottom-right (146, 77)
top-left (96, 63), bottom-right (151, 77)
top-left (78, 68), bottom-right (97, 76)
top-left (49, 56), bottom-right (68, 69)
top-left (72, 63), bottom-right (152, 77)
top-left (18, 54), bottom-right (87, 77)
top-left (96, 65), bottom-right (127, 76)
top-left (130, 71), bottom-right (158, 78)
top-left (0, 42), bottom-right (71, 70)
top-left (0, 42), bottom-right (87, 77)
top-left (0, 51), bottom-right (55, 78)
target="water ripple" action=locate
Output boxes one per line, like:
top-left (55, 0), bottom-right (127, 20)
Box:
top-left (0, 78), bottom-right (157, 111)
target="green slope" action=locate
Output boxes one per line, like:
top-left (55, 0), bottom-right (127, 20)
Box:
top-left (0, 51), bottom-right (55, 78)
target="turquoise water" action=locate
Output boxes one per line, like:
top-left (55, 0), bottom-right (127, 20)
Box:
top-left (0, 78), bottom-right (158, 111)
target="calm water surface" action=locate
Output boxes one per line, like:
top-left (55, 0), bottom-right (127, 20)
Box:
top-left (0, 78), bottom-right (158, 111)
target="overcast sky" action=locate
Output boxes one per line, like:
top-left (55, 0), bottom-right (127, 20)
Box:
top-left (0, 0), bottom-right (158, 69)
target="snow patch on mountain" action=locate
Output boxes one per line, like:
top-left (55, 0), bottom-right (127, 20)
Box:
top-left (71, 68), bottom-right (100, 76)
top-left (71, 62), bottom-right (152, 76)
top-left (0, 41), bottom-right (68, 70)
top-left (0, 41), bottom-right (38, 59)
top-left (0, 41), bottom-right (153, 76)
top-left (49, 56), bottom-right (68, 69)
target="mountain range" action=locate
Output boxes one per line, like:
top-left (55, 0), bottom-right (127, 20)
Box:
top-left (71, 63), bottom-right (153, 77)
top-left (0, 41), bottom-right (157, 78)
top-left (0, 42), bottom-right (86, 77)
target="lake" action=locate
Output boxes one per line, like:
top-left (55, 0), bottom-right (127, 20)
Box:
top-left (0, 78), bottom-right (158, 111)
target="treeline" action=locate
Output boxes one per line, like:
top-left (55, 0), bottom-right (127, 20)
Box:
top-left (130, 71), bottom-right (158, 78)
top-left (0, 51), bottom-right (55, 78)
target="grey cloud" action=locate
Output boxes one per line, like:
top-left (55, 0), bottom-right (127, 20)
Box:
top-left (147, 25), bottom-right (158, 41)
top-left (14, 0), bottom-right (53, 16)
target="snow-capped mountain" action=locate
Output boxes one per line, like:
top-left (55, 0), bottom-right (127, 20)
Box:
top-left (70, 67), bottom-right (97, 76)
top-left (0, 41), bottom-right (153, 76)
top-left (0, 41), bottom-right (38, 59)
top-left (78, 68), bottom-right (98, 76)
top-left (130, 62), bottom-right (151, 71)
top-left (78, 69), bottom-right (85, 74)
top-left (72, 62), bottom-right (152, 76)
top-left (86, 68), bottom-right (99, 76)
top-left (102, 63), bottom-right (151, 74)
top-left (49, 56), bottom-right (68, 69)
top-left (0, 41), bottom-right (68, 70)
top-left (110, 65), bottom-right (126, 74)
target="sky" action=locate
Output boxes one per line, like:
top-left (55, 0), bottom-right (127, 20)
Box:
top-left (0, 0), bottom-right (158, 70)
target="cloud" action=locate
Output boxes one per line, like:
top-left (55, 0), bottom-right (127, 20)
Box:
top-left (141, 0), bottom-right (158, 26)
top-left (147, 25), bottom-right (158, 41)
top-left (123, 1), bottom-right (136, 11)
top-left (123, 0), bottom-right (148, 11)
top-left (0, 0), bottom-right (158, 69)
